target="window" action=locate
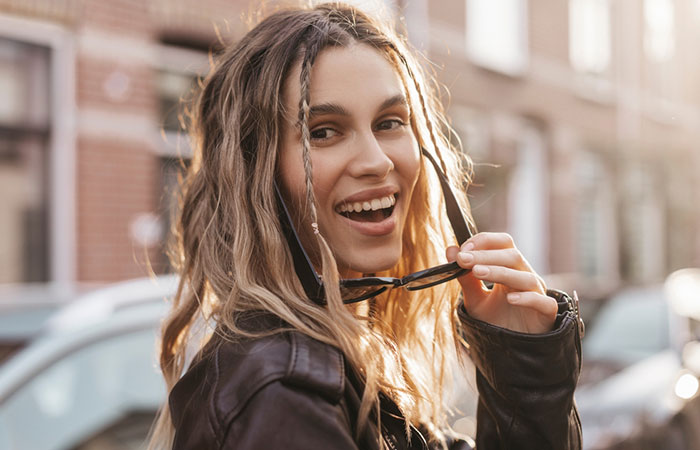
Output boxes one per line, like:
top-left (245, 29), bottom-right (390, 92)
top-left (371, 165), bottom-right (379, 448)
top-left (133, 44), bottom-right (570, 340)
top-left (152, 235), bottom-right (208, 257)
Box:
top-left (644, 0), bottom-right (675, 63)
top-left (0, 38), bottom-right (50, 283)
top-left (569, 0), bottom-right (611, 74)
top-left (664, 162), bottom-right (696, 272)
top-left (575, 151), bottom-right (616, 279)
top-left (507, 125), bottom-right (548, 274)
top-left (156, 44), bottom-right (209, 142)
top-left (154, 43), bottom-right (208, 272)
top-left (643, 0), bottom-right (677, 104)
top-left (466, 0), bottom-right (529, 76)
top-left (619, 163), bottom-right (665, 282)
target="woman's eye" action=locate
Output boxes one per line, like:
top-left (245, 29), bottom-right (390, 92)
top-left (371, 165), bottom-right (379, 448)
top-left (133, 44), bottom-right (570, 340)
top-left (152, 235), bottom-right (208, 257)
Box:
top-left (376, 119), bottom-right (405, 131)
top-left (310, 127), bottom-right (339, 141)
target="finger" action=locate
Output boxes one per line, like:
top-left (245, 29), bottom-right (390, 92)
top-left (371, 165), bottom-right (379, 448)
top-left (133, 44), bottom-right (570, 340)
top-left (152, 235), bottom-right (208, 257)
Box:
top-left (446, 247), bottom-right (490, 298)
top-left (446, 245), bottom-right (459, 263)
top-left (472, 264), bottom-right (546, 293)
top-left (457, 247), bottom-right (525, 270)
top-left (506, 291), bottom-right (558, 319)
top-left (461, 232), bottom-right (515, 252)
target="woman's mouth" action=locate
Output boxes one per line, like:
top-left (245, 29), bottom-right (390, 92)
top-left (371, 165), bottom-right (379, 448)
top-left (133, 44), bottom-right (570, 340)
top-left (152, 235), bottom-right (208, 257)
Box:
top-left (335, 194), bottom-right (396, 223)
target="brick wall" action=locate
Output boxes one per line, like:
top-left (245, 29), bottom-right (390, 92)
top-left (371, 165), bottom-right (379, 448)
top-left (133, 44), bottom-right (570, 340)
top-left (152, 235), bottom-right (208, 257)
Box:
top-left (1, 0), bottom-right (698, 286)
top-left (421, 0), bottom-right (700, 294)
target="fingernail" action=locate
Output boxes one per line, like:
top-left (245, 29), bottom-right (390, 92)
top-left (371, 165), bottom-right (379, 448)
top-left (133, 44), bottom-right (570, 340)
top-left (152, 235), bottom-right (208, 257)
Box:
top-left (463, 242), bottom-right (475, 252)
top-left (507, 293), bottom-right (521, 303)
top-left (473, 265), bottom-right (488, 277)
top-left (458, 252), bottom-right (473, 264)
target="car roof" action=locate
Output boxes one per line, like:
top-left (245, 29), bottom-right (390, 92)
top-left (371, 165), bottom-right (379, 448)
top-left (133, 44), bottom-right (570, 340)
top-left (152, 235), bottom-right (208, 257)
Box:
top-left (0, 283), bottom-right (98, 341)
top-left (0, 275), bottom-right (179, 404)
top-left (44, 274), bottom-right (179, 334)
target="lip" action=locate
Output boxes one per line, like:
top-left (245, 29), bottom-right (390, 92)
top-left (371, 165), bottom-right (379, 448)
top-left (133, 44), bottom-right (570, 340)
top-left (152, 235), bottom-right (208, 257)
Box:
top-left (335, 186), bottom-right (399, 207)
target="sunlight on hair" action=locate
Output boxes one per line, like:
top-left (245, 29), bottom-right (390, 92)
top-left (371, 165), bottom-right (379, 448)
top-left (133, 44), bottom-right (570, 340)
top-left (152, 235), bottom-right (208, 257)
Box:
top-left (150, 5), bottom-right (475, 448)
top-left (312, 0), bottom-right (397, 20)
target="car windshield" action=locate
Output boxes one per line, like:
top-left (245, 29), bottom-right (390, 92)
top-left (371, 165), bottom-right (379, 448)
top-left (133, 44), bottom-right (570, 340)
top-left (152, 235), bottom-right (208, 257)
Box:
top-left (584, 287), bottom-right (670, 367)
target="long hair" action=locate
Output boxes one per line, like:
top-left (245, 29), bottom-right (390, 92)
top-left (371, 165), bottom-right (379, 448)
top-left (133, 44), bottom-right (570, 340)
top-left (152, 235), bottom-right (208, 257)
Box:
top-left (149, 3), bottom-right (473, 449)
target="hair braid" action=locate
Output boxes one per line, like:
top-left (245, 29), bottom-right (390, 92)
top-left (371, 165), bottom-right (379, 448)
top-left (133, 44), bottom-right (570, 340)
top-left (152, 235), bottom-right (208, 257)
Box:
top-left (295, 24), bottom-right (346, 310)
top-left (150, 6), bottom-right (476, 449)
top-left (297, 29), bottom-right (326, 234)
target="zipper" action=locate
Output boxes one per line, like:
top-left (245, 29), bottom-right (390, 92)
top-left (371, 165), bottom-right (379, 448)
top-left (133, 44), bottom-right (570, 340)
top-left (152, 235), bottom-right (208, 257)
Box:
top-left (382, 428), bottom-right (399, 450)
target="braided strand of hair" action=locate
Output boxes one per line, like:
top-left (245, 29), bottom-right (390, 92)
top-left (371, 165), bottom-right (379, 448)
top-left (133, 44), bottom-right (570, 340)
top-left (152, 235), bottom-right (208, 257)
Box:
top-left (298, 33), bottom-right (324, 231)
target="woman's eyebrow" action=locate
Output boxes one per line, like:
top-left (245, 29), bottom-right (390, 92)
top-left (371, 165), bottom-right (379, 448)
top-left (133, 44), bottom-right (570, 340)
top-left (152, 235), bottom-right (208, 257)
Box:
top-left (308, 103), bottom-right (349, 121)
top-left (306, 94), bottom-right (408, 122)
top-left (377, 94), bottom-right (408, 112)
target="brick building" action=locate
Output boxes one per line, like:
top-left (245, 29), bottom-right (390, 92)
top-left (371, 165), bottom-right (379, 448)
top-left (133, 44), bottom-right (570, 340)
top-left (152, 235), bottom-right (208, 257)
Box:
top-left (0, 0), bottom-right (248, 283)
top-left (405, 0), bottom-right (700, 297)
top-left (1, 0), bottom-right (699, 299)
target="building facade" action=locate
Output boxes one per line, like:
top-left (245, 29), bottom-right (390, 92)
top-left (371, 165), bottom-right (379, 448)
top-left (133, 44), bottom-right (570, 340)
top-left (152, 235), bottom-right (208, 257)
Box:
top-left (404, 0), bottom-right (700, 298)
top-left (1, 0), bottom-right (698, 299)
top-left (0, 0), bottom-right (247, 283)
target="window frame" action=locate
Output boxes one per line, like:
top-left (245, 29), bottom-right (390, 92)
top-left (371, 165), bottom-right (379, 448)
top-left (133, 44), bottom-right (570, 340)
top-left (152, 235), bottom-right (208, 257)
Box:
top-left (0, 15), bottom-right (76, 284)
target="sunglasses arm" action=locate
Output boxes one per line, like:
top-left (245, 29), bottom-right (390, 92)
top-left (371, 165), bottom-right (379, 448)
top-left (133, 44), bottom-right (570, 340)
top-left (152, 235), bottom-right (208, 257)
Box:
top-left (274, 182), bottom-right (326, 304)
top-left (421, 149), bottom-right (473, 244)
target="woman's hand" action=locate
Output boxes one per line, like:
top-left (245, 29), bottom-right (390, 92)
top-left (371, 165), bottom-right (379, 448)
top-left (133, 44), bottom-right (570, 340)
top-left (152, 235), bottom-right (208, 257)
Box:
top-left (446, 232), bottom-right (557, 334)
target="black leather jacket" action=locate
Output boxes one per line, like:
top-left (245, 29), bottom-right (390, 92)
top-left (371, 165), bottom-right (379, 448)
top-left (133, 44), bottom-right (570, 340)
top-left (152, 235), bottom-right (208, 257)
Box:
top-left (169, 290), bottom-right (582, 449)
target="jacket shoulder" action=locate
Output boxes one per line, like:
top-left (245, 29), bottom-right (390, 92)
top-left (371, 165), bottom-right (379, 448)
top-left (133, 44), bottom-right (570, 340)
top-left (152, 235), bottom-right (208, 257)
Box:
top-left (169, 330), bottom-right (345, 448)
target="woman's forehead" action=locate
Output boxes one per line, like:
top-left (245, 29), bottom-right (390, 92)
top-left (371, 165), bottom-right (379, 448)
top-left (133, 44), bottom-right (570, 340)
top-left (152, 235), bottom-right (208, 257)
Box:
top-left (282, 43), bottom-right (407, 115)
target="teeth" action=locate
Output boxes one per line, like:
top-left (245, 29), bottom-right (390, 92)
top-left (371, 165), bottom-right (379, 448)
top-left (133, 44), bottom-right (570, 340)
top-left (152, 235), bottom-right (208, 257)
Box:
top-left (336, 195), bottom-right (396, 213)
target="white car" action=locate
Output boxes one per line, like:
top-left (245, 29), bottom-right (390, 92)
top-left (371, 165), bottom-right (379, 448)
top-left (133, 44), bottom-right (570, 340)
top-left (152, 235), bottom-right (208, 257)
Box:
top-left (0, 275), bottom-right (178, 450)
top-left (0, 283), bottom-right (95, 364)
top-left (576, 269), bottom-right (700, 450)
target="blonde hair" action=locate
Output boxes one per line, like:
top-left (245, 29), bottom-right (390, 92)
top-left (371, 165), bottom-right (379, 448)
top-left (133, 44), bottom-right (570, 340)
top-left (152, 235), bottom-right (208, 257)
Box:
top-left (149, 3), bottom-right (474, 449)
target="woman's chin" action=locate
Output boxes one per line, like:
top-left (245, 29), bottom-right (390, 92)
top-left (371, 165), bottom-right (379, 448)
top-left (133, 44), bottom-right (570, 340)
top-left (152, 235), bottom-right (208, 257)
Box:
top-left (338, 253), bottom-right (401, 278)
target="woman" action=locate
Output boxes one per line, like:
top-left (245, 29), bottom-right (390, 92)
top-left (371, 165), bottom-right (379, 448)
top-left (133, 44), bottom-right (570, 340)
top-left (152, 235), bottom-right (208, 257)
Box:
top-left (149, 3), bottom-right (583, 449)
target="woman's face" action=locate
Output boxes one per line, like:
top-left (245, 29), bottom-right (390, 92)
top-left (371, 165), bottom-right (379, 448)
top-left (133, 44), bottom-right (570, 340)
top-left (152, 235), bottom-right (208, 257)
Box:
top-left (279, 44), bottom-right (421, 277)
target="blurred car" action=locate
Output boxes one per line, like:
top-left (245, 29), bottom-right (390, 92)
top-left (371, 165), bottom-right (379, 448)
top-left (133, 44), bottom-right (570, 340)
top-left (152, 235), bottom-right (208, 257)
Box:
top-left (0, 275), bottom-right (179, 450)
top-left (576, 269), bottom-right (700, 450)
top-left (0, 283), bottom-right (96, 364)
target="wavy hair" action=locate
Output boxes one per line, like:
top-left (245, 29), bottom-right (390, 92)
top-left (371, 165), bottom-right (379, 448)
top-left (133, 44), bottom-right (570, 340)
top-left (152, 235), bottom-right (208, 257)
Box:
top-left (149, 3), bottom-right (474, 449)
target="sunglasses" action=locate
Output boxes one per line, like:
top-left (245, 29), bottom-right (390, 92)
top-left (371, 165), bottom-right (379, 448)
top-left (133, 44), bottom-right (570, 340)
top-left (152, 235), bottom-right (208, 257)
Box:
top-left (275, 148), bottom-right (474, 305)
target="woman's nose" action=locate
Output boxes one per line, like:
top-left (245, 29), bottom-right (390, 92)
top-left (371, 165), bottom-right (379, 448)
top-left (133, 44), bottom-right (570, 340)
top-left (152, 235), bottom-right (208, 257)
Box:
top-left (346, 132), bottom-right (394, 179)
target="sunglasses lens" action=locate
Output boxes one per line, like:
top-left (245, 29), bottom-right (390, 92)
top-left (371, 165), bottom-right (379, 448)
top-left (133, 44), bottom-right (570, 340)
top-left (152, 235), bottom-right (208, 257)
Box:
top-left (404, 265), bottom-right (466, 290)
top-left (340, 285), bottom-right (388, 303)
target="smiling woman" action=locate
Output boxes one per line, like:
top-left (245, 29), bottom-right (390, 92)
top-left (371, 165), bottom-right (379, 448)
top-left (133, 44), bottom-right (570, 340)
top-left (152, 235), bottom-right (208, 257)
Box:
top-left (278, 44), bottom-right (421, 276)
top-left (148, 3), bottom-right (583, 450)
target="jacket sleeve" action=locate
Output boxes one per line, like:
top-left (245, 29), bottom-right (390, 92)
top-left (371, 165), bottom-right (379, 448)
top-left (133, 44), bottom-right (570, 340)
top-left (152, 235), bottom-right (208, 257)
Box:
top-left (221, 379), bottom-right (360, 450)
top-left (458, 289), bottom-right (583, 450)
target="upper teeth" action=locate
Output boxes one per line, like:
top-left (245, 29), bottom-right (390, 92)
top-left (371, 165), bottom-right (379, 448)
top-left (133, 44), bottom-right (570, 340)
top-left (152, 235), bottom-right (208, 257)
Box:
top-left (336, 195), bottom-right (396, 213)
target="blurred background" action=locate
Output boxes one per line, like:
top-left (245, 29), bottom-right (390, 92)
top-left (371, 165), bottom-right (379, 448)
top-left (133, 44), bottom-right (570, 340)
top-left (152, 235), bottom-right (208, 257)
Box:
top-left (0, 0), bottom-right (699, 449)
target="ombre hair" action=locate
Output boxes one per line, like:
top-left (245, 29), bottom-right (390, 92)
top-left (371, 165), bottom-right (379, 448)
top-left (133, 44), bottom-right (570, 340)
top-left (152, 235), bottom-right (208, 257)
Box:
top-left (149, 3), bottom-right (474, 449)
